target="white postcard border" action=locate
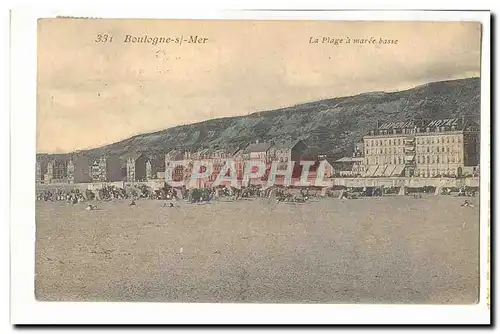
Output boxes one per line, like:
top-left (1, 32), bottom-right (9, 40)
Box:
top-left (10, 8), bottom-right (491, 325)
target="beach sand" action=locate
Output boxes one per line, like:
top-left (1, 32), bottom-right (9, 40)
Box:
top-left (35, 195), bottom-right (479, 303)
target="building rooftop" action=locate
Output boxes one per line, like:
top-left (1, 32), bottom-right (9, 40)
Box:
top-left (166, 149), bottom-right (185, 161)
top-left (335, 157), bottom-right (364, 163)
top-left (243, 142), bottom-right (272, 153)
top-left (300, 146), bottom-right (320, 159)
top-left (367, 117), bottom-right (479, 137)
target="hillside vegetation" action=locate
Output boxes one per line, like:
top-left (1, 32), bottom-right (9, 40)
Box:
top-left (40, 77), bottom-right (480, 161)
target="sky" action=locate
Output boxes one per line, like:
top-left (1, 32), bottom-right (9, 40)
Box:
top-left (37, 19), bottom-right (481, 153)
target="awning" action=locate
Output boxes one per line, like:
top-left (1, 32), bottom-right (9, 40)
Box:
top-left (392, 164), bottom-right (406, 176)
top-left (373, 165), bottom-right (386, 177)
top-left (384, 165), bottom-right (397, 176)
top-left (365, 165), bottom-right (378, 177)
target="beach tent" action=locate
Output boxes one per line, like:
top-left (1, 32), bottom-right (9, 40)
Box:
top-left (392, 165), bottom-right (406, 177)
top-left (373, 165), bottom-right (386, 177)
top-left (384, 165), bottom-right (397, 177)
top-left (365, 165), bottom-right (378, 177)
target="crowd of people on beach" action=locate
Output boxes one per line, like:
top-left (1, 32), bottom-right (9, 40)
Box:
top-left (36, 183), bottom-right (478, 209)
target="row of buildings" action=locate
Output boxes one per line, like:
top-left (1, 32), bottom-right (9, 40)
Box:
top-left (36, 153), bottom-right (169, 184)
top-left (35, 140), bottom-right (316, 184)
top-left (36, 116), bottom-right (480, 185)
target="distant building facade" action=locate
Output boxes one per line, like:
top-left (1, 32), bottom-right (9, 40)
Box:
top-left (71, 155), bottom-right (92, 183)
top-left (242, 141), bottom-right (273, 163)
top-left (363, 117), bottom-right (480, 178)
top-left (126, 153), bottom-right (149, 182)
top-left (146, 155), bottom-right (166, 180)
top-left (353, 141), bottom-right (364, 157)
top-left (36, 157), bottom-right (48, 183)
top-left (268, 140), bottom-right (309, 166)
top-left (106, 154), bottom-right (123, 182)
top-left (89, 155), bottom-right (123, 182)
top-left (90, 157), bottom-right (107, 182)
top-left (164, 150), bottom-right (188, 183)
top-left (333, 157), bottom-right (364, 177)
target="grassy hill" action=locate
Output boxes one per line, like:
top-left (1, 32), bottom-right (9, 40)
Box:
top-left (39, 77), bottom-right (481, 161)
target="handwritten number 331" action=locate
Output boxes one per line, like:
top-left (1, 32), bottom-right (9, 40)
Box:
top-left (95, 34), bottom-right (113, 43)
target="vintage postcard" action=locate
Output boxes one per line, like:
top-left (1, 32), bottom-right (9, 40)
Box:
top-left (11, 9), bottom-right (491, 324)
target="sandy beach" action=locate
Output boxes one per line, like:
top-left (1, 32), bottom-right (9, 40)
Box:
top-left (35, 195), bottom-right (479, 304)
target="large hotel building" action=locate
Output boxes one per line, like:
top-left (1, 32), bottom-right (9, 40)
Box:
top-left (363, 117), bottom-right (480, 178)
